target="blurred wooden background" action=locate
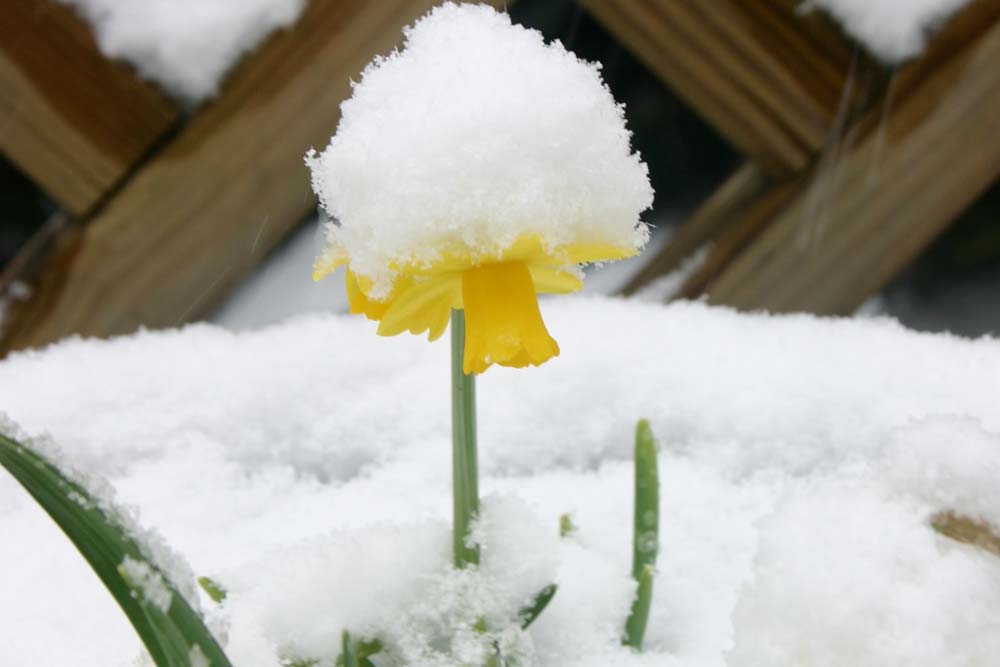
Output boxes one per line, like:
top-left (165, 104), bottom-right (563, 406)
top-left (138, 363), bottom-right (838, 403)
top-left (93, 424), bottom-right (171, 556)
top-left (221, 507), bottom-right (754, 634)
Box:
top-left (1, 0), bottom-right (999, 353)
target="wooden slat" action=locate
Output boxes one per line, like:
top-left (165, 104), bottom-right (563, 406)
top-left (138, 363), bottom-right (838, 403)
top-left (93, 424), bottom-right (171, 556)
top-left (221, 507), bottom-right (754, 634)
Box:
top-left (622, 162), bottom-right (768, 295)
top-left (703, 7), bottom-right (1000, 314)
top-left (0, 0), bottom-right (509, 353)
top-left (0, 0), bottom-right (178, 215)
top-left (674, 178), bottom-right (799, 301)
top-left (581, 0), bottom-right (877, 175)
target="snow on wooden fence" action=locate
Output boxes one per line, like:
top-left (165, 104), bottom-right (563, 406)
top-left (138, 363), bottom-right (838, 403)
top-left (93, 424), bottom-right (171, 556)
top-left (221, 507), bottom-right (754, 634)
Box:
top-left (0, 0), bottom-right (998, 354)
top-left (622, 0), bottom-right (1000, 315)
top-left (0, 0), bottom-right (508, 353)
top-left (0, 0), bottom-right (178, 216)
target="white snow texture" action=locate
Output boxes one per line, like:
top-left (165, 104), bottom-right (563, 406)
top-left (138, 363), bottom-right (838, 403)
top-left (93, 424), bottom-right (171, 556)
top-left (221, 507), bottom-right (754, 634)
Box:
top-left (807, 0), bottom-right (971, 62)
top-left (307, 3), bottom-right (652, 295)
top-left (1, 299), bottom-right (999, 666)
top-left (60, 0), bottom-right (307, 102)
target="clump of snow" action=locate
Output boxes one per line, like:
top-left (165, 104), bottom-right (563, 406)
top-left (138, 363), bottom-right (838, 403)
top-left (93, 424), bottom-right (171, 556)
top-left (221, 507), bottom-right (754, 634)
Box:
top-left (804, 0), bottom-right (970, 63)
top-left (730, 474), bottom-right (1000, 665)
top-left (2, 299), bottom-right (1000, 665)
top-left (224, 497), bottom-right (555, 667)
top-left (60, 0), bottom-right (307, 102)
top-left (884, 416), bottom-right (1000, 528)
top-left (119, 556), bottom-right (172, 614)
top-left (188, 644), bottom-right (210, 667)
top-left (307, 3), bottom-right (652, 296)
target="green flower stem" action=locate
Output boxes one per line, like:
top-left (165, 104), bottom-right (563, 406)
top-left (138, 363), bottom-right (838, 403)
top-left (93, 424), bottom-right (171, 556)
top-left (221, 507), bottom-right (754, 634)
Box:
top-left (451, 309), bottom-right (480, 568)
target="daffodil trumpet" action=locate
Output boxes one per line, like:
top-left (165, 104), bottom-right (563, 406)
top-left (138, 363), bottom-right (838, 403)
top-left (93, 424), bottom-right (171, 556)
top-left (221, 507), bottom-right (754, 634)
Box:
top-left (313, 233), bottom-right (638, 375)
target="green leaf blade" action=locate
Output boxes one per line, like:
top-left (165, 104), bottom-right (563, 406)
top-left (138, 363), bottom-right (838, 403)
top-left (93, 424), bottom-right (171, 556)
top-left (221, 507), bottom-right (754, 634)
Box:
top-left (0, 432), bottom-right (233, 667)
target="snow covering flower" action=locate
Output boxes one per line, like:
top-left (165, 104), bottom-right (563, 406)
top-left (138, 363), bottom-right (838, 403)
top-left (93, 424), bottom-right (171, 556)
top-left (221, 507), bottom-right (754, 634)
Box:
top-left (307, 3), bottom-right (652, 374)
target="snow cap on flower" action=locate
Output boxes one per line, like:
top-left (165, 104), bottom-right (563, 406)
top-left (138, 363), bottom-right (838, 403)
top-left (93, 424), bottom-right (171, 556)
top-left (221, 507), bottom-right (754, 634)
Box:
top-left (307, 2), bottom-right (652, 291)
top-left (307, 2), bottom-right (653, 374)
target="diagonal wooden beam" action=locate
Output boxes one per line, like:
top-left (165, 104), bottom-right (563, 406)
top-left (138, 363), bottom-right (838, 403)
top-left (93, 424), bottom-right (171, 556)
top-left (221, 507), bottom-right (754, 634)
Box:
top-left (0, 0), bottom-right (178, 215)
top-left (581, 0), bottom-right (878, 176)
top-left (1, 0), bottom-right (510, 353)
top-left (703, 1), bottom-right (1000, 314)
top-left (621, 162), bottom-right (769, 295)
top-left (673, 176), bottom-right (800, 301)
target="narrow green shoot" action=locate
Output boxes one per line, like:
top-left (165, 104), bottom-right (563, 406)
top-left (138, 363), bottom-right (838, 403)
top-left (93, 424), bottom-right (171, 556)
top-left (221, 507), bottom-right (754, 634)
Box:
top-left (197, 576), bottom-right (227, 604)
top-left (336, 631), bottom-right (381, 667)
top-left (559, 513), bottom-right (576, 538)
top-left (518, 584), bottom-right (558, 629)
top-left (623, 419), bottom-right (659, 650)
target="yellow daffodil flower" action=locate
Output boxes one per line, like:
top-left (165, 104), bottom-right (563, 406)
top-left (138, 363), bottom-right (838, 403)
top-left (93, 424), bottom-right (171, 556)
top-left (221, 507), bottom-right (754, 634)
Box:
top-left (306, 4), bottom-right (652, 377)
top-left (314, 234), bottom-right (636, 374)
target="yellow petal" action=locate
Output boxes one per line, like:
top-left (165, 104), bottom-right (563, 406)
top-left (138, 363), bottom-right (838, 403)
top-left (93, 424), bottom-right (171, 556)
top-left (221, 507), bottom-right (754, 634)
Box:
top-left (461, 261), bottom-right (559, 374)
top-left (388, 233), bottom-right (638, 276)
top-left (346, 268), bottom-right (395, 320)
top-left (529, 265), bottom-right (583, 294)
top-left (313, 245), bottom-right (350, 281)
top-left (377, 274), bottom-right (462, 341)
top-left (504, 235), bottom-right (638, 265)
top-left (558, 242), bottom-right (638, 264)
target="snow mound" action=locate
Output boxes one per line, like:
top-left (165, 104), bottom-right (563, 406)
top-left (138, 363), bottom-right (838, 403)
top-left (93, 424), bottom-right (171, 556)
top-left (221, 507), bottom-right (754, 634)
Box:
top-left (224, 497), bottom-right (557, 667)
top-left (805, 0), bottom-right (970, 63)
top-left (1, 299), bottom-right (999, 665)
top-left (61, 0), bottom-right (307, 102)
top-left (307, 3), bottom-right (652, 292)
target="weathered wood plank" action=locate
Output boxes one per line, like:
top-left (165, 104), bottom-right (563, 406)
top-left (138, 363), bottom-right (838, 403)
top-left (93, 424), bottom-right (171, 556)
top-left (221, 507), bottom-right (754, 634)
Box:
top-left (704, 8), bottom-right (1000, 314)
top-left (622, 162), bottom-right (769, 295)
top-left (674, 177), bottom-right (799, 301)
top-left (1, 0), bottom-right (508, 353)
top-left (0, 0), bottom-right (178, 215)
top-left (581, 0), bottom-right (877, 175)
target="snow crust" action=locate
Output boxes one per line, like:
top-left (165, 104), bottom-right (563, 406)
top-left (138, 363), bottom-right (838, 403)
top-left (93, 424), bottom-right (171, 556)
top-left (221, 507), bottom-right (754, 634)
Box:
top-left (805, 0), bottom-right (970, 62)
top-left (60, 0), bottom-right (307, 102)
top-left (307, 3), bottom-right (652, 295)
top-left (1, 299), bottom-right (999, 665)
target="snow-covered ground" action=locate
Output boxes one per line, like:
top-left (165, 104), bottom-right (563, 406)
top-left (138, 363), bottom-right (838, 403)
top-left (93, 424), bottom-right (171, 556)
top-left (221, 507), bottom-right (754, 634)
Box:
top-left (2, 298), bottom-right (999, 666)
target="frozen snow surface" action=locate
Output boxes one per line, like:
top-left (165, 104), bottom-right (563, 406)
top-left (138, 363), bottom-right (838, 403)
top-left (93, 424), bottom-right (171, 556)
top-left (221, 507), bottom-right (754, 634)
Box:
top-left (805, 0), bottom-right (971, 62)
top-left (307, 3), bottom-right (652, 294)
top-left (60, 0), bottom-right (307, 102)
top-left (2, 299), bottom-right (1000, 666)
